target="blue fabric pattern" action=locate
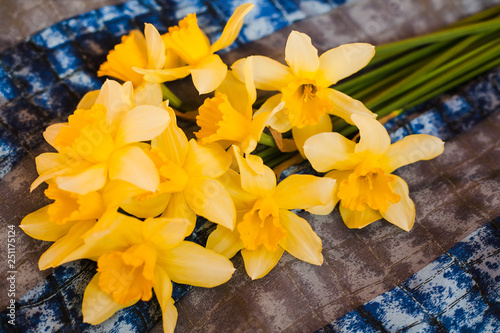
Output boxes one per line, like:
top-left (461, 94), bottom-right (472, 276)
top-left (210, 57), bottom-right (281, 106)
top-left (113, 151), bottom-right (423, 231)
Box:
top-left (317, 219), bottom-right (500, 333)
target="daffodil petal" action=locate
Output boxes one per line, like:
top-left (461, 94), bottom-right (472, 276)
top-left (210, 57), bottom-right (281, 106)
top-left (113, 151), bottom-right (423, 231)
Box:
top-left (318, 43), bottom-right (375, 86)
top-left (158, 241), bottom-right (235, 287)
top-left (278, 210), bottom-right (323, 265)
top-left (233, 56), bottom-right (293, 91)
top-left (20, 206), bottom-right (79, 242)
top-left (115, 105), bottom-right (170, 146)
top-left (352, 114), bottom-right (391, 156)
top-left (78, 212), bottom-right (143, 259)
top-left (154, 266), bottom-right (177, 333)
top-left (102, 180), bottom-right (146, 209)
top-left (31, 153), bottom-right (76, 191)
top-left (109, 146), bottom-right (159, 192)
top-left (43, 123), bottom-right (66, 149)
top-left (145, 23), bottom-right (166, 69)
top-left (285, 31), bottom-right (319, 78)
top-left (206, 225), bottom-right (244, 259)
top-left (217, 169), bottom-right (258, 211)
top-left (152, 103), bottom-right (189, 166)
top-left (190, 54), bottom-right (227, 94)
top-left (244, 108), bottom-right (278, 155)
top-left (184, 139), bottom-right (232, 178)
top-left (303, 132), bottom-right (358, 172)
top-left (162, 192), bottom-right (197, 236)
top-left (274, 174), bottom-right (335, 210)
top-left (133, 66), bottom-right (192, 83)
top-left (327, 89), bottom-right (376, 124)
top-left (306, 198), bottom-right (336, 216)
top-left (381, 176), bottom-right (415, 231)
top-left (233, 146), bottom-right (276, 197)
top-left (35, 152), bottom-right (65, 175)
top-left (325, 169), bottom-right (351, 206)
top-left (255, 94), bottom-right (292, 133)
top-left (242, 56), bottom-right (257, 106)
top-left (292, 113), bottom-right (332, 157)
top-left (56, 163), bottom-right (108, 195)
top-left (339, 205), bottom-right (382, 229)
top-left (241, 245), bottom-right (284, 280)
top-left (184, 177), bottom-right (235, 230)
top-left (120, 192), bottom-right (171, 218)
top-left (216, 70), bottom-right (251, 117)
top-left (142, 217), bottom-right (189, 250)
top-left (211, 3), bottom-right (254, 52)
top-left (96, 80), bottom-right (133, 127)
top-left (385, 134), bottom-right (445, 173)
top-left (38, 220), bottom-right (96, 270)
top-left (134, 81), bottom-right (163, 107)
top-left (82, 273), bottom-right (137, 325)
top-left (77, 90), bottom-right (100, 109)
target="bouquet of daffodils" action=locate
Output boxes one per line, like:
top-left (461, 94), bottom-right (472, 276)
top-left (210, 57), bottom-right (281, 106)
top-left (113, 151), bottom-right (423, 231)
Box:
top-left (23, 2), bottom-right (500, 332)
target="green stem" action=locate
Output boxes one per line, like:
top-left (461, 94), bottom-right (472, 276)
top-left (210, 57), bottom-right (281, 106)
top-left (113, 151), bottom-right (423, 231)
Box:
top-left (256, 146), bottom-right (281, 162)
top-left (368, 13), bottom-right (500, 67)
top-left (335, 42), bottom-right (450, 95)
top-left (365, 32), bottom-right (498, 109)
top-left (266, 153), bottom-right (297, 169)
top-left (403, 55), bottom-right (500, 110)
top-left (373, 38), bottom-right (500, 116)
top-left (350, 60), bottom-right (424, 101)
top-left (161, 84), bottom-right (182, 109)
top-left (374, 16), bottom-right (500, 59)
top-left (258, 132), bottom-right (277, 147)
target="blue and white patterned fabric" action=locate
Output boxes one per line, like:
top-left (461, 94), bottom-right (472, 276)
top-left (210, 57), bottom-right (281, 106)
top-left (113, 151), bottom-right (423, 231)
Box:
top-left (317, 218), bottom-right (500, 332)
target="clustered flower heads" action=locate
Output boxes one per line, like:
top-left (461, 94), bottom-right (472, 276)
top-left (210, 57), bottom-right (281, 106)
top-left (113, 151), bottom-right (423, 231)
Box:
top-left (20, 3), bottom-right (444, 333)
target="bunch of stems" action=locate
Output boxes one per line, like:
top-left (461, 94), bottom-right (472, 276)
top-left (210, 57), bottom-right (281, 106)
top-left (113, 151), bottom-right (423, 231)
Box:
top-left (259, 5), bottom-right (500, 165)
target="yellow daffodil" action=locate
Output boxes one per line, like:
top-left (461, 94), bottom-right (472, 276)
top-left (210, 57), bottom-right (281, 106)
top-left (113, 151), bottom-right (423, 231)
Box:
top-left (20, 179), bottom-right (148, 270)
top-left (20, 183), bottom-right (104, 243)
top-left (117, 103), bottom-right (236, 235)
top-left (30, 80), bottom-right (171, 195)
top-left (196, 57), bottom-right (284, 155)
top-left (303, 114), bottom-right (444, 231)
top-left (98, 23), bottom-right (176, 101)
top-left (232, 31), bottom-right (376, 154)
top-left (134, 3), bottom-right (254, 94)
top-left (206, 146), bottom-right (336, 279)
top-left (39, 212), bottom-right (234, 333)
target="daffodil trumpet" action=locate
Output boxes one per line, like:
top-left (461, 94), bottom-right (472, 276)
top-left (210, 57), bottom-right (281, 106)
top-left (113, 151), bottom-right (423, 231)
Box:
top-left (196, 57), bottom-right (285, 156)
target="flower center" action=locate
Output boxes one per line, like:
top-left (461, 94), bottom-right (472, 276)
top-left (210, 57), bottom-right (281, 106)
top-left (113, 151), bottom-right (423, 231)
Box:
top-left (45, 184), bottom-right (104, 225)
top-left (338, 167), bottom-right (401, 212)
top-left (146, 148), bottom-right (188, 196)
top-left (196, 93), bottom-right (250, 144)
top-left (301, 84), bottom-right (317, 102)
top-left (237, 197), bottom-right (287, 251)
top-left (55, 104), bottom-right (115, 163)
top-left (281, 80), bottom-right (331, 128)
top-left (97, 244), bottom-right (157, 305)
